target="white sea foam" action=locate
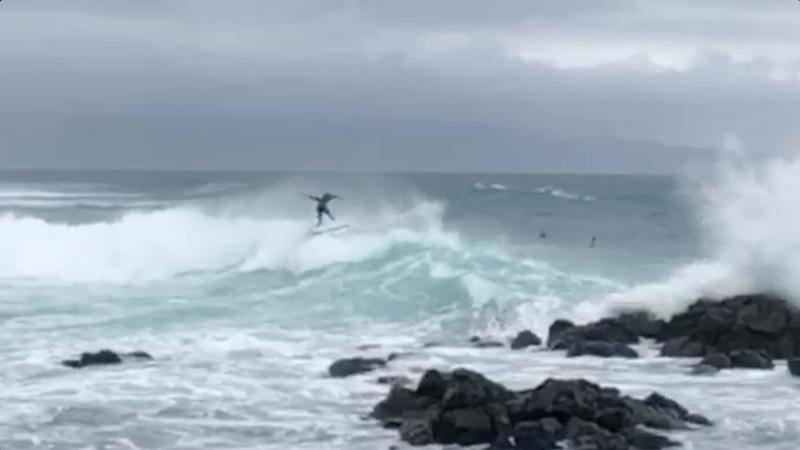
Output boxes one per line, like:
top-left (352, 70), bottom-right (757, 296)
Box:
top-left (602, 153), bottom-right (800, 317)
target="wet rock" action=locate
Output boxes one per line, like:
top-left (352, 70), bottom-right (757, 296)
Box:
top-left (546, 319), bottom-right (576, 348)
top-left (615, 311), bottom-right (667, 340)
top-left (400, 418), bottom-right (434, 446)
top-left (61, 349), bottom-right (151, 369)
top-left (126, 351), bottom-right (153, 360)
top-left (566, 341), bottom-right (638, 359)
top-left (440, 368), bottom-right (512, 409)
top-left (328, 357), bottom-right (386, 378)
top-left (512, 418), bottom-right (563, 449)
top-left (644, 392), bottom-right (712, 426)
top-left (436, 407), bottom-right (494, 445)
top-left (729, 350), bottom-right (774, 369)
top-left (660, 337), bottom-right (705, 357)
top-left (372, 386), bottom-right (437, 425)
top-left (417, 369), bottom-right (450, 400)
top-left (659, 294), bottom-right (800, 359)
top-left (377, 375), bottom-right (412, 387)
top-left (511, 330), bottom-right (542, 350)
top-left (372, 368), bottom-right (708, 449)
top-left (547, 318), bottom-right (638, 350)
top-left (788, 357), bottom-right (800, 376)
top-left (699, 353), bottom-right (732, 369)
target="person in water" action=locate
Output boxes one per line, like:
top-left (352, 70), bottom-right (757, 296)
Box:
top-left (308, 192), bottom-right (339, 226)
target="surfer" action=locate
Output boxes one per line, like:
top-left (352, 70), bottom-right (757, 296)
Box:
top-left (589, 236), bottom-right (596, 247)
top-left (308, 192), bottom-right (339, 227)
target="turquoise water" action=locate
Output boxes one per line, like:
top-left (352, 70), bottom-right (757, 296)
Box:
top-left (2, 170), bottom-right (796, 449)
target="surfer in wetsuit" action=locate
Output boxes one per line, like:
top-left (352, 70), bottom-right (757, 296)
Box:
top-left (308, 192), bottom-right (339, 227)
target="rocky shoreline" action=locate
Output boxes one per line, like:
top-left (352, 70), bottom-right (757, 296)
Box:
top-left (372, 368), bottom-right (710, 449)
top-left (358, 293), bottom-right (800, 448)
top-left (60, 293), bottom-right (800, 448)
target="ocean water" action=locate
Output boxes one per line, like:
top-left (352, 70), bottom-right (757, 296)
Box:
top-left (2, 168), bottom-right (800, 449)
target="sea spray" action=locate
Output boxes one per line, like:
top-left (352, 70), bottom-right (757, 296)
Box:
top-left (602, 153), bottom-right (800, 318)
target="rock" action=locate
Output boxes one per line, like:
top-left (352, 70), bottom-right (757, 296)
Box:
top-left (659, 294), bottom-right (800, 359)
top-left (372, 368), bottom-right (709, 449)
top-left (61, 349), bottom-right (150, 369)
top-left (736, 296), bottom-right (788, 334)
top-left (700, 353), bottom-right (732, 369)
top-left (511, 330), bottom-right (542, 350)
top-left (512, 418), bottom-right (563, 449)
top-left (372, 386), bottom-right (437, 424)
top-left (566, 341), bottom-right (638, 359)
top-left (729, 350), bottom-right (774, 369)
top-left (436, 407), bottom-right (494, 445)
top-left (417, 369), bottom-right (450, 400)
top-left (377, 375), bottom-right (412, 387)
top-left (546, 319), bottom-right (576, 348)
top-left (441, 368), bottom-right (511, 409)
top-left (788, 357), bottom-right (800, 376)
top-left (548, 318), bottom-right (638, 350)
top-left (644, 392), bottom-right (712, 426)
top-left (126, 351), bottom-right (153, 360)
top-left (328, 357), bottom-right (386, 378)
top-left (594, 407), bottom-right (631, 432)
top-left (616, 311), bottom-right (667, 340)
top-left (400, 418), bottom-right (434, 446)
top-left (660, 337), bottom-right (705, 357)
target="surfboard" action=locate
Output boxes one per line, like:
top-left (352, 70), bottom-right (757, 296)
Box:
top-left (310, 224), bottom-right (350, 236)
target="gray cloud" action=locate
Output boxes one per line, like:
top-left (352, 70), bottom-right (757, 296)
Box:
top-left (1, 0), bottom-right (799, 172)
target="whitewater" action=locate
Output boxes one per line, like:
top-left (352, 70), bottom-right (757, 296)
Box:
top-left (2, 166), bottom-right (800, 449)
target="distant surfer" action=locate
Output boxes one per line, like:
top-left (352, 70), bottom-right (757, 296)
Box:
top-left (589, 236), bottom-right (596, 247)
top-left (539, 230), bottom-right (547, 239)
top-left (308, 192), bottom-right (339, 227)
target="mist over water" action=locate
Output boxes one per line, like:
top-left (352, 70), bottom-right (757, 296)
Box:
top-left (2, 165), bottom-right (798, 449)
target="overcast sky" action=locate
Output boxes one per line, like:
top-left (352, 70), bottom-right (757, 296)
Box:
top-left (1, 0), bottom-right (799, 173)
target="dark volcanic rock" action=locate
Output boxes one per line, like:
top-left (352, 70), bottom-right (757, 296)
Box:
top-left (729, 350), bottom-right (774, 369)
top-left (547, 318), bottom-right (639, 350)
top-left (436, 407), bottom-right (494, 445)
top-left (377, 375), bottom-right (412, 387)
top-left (659, 294), bottom-right (800, 359)
top-left (699, 353), bottom-right (732, 369)
top-left (511, 330), bottom-right (542, 350)
top-left (512, 418), bottom-right (563, 449)
top-left (546, 319), bottom-right (576, 348)
top-left (660, 337), bottom-right (706, 358)
top-left (62, 349), bottom-right (152, 369)
top-left (616, 311), bottom-right (667, 340)
top-left (566, 340), bottom-right (639, 359)
top-left (417, 369), bottom-right (450, 400)
top-left (788, 357), bottom-right (800, 376)
top-left (328, 357), bottom-right (386, 378)
top-left (373, 368), bottom-right (709, 449)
